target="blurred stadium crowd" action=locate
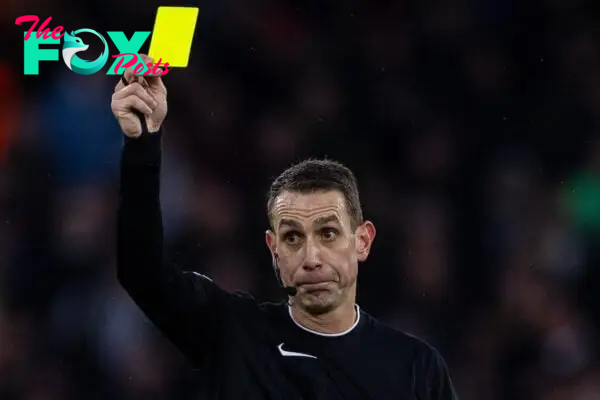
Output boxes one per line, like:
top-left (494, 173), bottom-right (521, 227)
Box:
top-left (1, 0), bottom-right (600, 399)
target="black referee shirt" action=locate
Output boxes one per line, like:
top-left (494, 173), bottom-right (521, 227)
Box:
top-left (117, 131), bottom-right (459, 399)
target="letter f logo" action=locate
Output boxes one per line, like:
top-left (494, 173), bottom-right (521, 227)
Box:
top-left (23, 32), bottom-right (59, 75)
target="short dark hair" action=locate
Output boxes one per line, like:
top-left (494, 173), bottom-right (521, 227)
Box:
top-left (267, 158), bottom-right (363, 230)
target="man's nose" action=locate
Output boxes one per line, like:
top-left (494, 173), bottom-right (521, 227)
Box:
top-left (302, 240), bottom-right (322, 269)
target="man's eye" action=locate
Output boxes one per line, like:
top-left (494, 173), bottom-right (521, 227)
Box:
top-left (321, 228), bottom-right (338, 241)
top-left (284, 232), bottom-right (301, 245)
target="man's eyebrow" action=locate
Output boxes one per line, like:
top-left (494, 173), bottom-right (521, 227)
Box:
top-left (278, 215), bottom-right (340, 229)
top-left (313, 215), bottom-right (340, 226)
top-left (278, 219), bottom-right (301, 229)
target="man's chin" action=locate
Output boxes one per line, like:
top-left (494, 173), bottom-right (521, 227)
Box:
top-left (298, 291), bottom-right (337, 315)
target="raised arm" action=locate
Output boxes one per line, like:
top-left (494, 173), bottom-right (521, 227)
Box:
top-left (111, 56), bottom-right (229, 364)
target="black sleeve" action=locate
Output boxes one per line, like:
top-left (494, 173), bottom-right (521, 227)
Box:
top-left (414, 345), bottom-right (459, 400)
top-left (117, 130), bottom-right (238, 364)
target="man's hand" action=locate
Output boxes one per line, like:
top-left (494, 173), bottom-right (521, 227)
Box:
top-left (111, 54), bottom-right (167, 137)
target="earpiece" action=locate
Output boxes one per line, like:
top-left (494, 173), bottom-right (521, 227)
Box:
top-left (271, 252), bottom-right (297, 297)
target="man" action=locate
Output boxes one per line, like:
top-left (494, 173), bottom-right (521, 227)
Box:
top-left (112, 57), bottom-right (459, 399)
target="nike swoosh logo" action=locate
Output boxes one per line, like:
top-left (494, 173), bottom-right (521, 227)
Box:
top-left (278, 343), bottom-right (317, 359)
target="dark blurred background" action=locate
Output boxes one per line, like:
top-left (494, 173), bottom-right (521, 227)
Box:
top-left (2, 0), bottom-right (600, 399)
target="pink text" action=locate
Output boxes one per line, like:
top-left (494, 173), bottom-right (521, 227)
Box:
top-left (15, 15), bottom-right (64, 41)
top-left (113, 53), bottom-right (171, 76)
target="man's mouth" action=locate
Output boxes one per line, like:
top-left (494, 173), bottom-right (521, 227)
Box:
top-left (298, 281), bottom-right (333, 291)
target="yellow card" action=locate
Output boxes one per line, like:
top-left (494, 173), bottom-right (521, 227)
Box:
top-left (148, 6), bottom-right (199, 68)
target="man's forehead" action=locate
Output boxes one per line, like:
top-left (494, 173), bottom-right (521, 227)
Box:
top-left (272, 190), bottom-right (348, 225)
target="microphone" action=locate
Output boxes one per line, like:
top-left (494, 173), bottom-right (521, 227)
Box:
top-left (272, 254), bottom-right (297, 297)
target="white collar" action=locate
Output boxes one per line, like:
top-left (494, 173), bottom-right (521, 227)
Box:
top-left (288, 304), bottom-right (361, 337)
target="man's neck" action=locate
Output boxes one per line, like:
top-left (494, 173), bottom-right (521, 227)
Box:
top-left (289, 300), bottom-right (358, 335)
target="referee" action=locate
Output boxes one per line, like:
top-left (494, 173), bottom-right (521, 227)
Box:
top-left (112, 58), bottom-right (459, 399)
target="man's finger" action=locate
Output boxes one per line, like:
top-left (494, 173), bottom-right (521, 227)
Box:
top-left (137, 53), bottom-right (167, 90)
top-left (123, 66), bottom-right (137, 84)
top-left (147, 72), bottom-right (166, 92)
top-left (138, 53), bottom-right (153, 65)
top-left (113, 82), bottom-right (157, 108)
top-left (136, 54), bottom-right (156, 78)
top-left (115, 95), bottom-right (154, 116)
top-left (113, 81), bottom-right (156, 105)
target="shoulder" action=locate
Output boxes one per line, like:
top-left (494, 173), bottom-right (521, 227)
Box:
top-left (361, 311), bottom-right (457, 396)
top-left (360, 310), bottom-right (445, 363)
top-left (181, 272), bottom-right (286, 316)
top-left (182, 271), bottom-right (261, 309)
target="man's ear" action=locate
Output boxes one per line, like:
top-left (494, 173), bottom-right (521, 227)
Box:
top-left (356, 220), bottom-right (376, 262)
top-left (265, 230), bottom-right (277, 257)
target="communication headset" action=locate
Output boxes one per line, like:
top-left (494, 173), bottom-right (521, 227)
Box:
top-left (272, 252), bottom-right (297, 296)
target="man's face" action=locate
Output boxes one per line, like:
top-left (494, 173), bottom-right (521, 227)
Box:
top-left (266, 190), bottom-right (376, 314)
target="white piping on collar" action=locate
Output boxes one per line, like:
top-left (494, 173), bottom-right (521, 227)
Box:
top-left (288, 304), bottom-right (361, 337)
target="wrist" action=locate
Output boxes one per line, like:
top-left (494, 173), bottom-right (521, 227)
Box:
top-left (122, 129), bottom-right (162, 164)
